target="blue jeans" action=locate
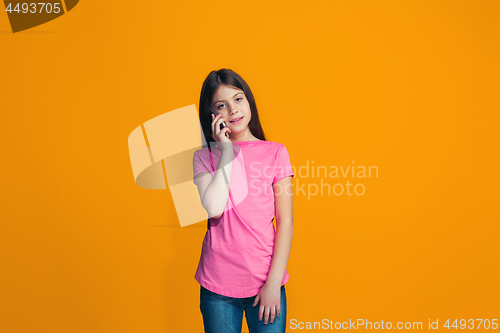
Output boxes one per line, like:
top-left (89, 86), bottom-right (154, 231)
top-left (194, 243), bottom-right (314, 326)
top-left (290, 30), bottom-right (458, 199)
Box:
top-left (200, 284), bottom-right (287, 333)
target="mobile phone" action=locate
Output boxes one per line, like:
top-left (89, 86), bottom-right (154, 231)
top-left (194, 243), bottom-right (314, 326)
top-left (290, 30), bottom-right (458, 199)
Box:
top-left (210, 109), bottom-right (230, 138)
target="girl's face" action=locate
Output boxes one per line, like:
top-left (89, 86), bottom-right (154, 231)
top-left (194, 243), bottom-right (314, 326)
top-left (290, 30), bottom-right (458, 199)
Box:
top-left (211, 84), bottom-right (252, 133)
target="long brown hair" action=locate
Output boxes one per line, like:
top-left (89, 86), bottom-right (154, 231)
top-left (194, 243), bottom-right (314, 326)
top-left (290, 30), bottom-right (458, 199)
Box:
top-left (198, 68), bottom-right (266, 152)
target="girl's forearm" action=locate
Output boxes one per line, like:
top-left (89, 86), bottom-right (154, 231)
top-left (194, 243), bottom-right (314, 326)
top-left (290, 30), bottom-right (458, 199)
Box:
top-left (266, 220), bottom-right (293, 287)
top-left (202, 149), bottom-right (233, 218)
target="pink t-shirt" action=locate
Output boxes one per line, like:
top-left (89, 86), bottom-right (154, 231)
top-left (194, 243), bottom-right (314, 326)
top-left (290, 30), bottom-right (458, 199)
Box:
top-left (192, 140), bottom-right (294, 298)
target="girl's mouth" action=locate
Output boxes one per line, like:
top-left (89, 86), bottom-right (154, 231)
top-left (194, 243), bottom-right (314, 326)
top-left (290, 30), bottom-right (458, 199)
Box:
top-left (230, 116), bottom-right (243, 124)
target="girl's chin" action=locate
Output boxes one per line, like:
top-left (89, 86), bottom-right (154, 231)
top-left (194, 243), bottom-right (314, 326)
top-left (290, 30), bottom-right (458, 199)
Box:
top-left (228, 125), bottom-right (244, 132)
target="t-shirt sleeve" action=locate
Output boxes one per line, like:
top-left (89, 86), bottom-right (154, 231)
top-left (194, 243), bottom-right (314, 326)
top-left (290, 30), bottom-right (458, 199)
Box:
top-left (193, 151), bottom-right (212, 185)
top-left (273, 146), bottom-right (294, 185)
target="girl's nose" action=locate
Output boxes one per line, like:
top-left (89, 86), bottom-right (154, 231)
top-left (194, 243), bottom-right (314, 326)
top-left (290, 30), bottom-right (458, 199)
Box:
top-left (229, 104), bottom-right (239, 114)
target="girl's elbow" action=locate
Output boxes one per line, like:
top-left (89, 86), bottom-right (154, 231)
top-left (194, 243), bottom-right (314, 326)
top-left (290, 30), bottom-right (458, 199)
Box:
top-left (210, 212), bottom-right (223, 219)
top-left (203, 197), bottom-right (226, 219)
top-left (277, 218), bottom-right (294, 229)
top-left (206, 205), bottom-right (223, 219)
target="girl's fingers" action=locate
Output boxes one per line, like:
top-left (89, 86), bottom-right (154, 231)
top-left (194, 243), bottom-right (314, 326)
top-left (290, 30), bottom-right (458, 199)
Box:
top-left (211, 114), bottom-right (221, 137)
top-left (211, 114), bottom-right (222, 131)
top-left (215, 116), bottom-right (225, 127)
top-left (264, 306), bottom-right (270, 324)
top-left (211, 114), bottom-right (215, 135)
top-left (270, 306), bottom-right (276, 323)
top-left (211, 113), bottom-right (231, 141)
top-left (215, 117), bottom-right (227, 134)
top-left (253, 294), bottom-right (259, 307)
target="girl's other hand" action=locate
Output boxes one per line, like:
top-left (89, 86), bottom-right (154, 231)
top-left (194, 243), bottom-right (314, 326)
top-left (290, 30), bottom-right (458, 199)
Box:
top-left (252, 281), bottom-right (281, 325)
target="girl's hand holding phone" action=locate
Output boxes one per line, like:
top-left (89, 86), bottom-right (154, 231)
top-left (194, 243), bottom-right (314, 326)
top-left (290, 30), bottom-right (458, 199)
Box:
top-left (211, 112), bottom-right (232, 151)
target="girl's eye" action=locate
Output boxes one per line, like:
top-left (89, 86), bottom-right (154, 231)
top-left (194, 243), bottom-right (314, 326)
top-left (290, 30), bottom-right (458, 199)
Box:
top-left (217, 97), bottom-right (242, 109)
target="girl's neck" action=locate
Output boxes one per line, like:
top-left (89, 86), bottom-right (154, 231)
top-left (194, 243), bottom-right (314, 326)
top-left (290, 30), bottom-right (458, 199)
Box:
top-left (229, 128), bottom-right (260, 143)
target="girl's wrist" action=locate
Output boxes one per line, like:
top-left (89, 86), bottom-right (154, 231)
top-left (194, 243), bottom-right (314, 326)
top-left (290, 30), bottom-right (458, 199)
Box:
top-left (219, 143), bottom-right (234, 153)
top-left (265, 278), bottom-right (282, 289)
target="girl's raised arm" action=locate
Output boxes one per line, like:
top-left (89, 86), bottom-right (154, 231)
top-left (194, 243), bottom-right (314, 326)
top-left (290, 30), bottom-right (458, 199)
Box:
top-left (194, 147), bottom-right (233, 219)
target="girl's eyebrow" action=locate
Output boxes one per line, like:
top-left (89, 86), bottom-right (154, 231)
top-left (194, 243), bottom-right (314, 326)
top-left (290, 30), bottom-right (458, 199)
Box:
top-left (213, 92), bottom-right (243, 105)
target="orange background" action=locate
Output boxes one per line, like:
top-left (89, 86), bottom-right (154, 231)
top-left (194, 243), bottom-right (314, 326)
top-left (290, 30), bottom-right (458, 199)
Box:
top-left (1, 1), bottom-right (499, 332)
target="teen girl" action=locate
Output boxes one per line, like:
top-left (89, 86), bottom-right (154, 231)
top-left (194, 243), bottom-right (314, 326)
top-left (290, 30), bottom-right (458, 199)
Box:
top-left (192, 68), bottom-right (294, 333)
